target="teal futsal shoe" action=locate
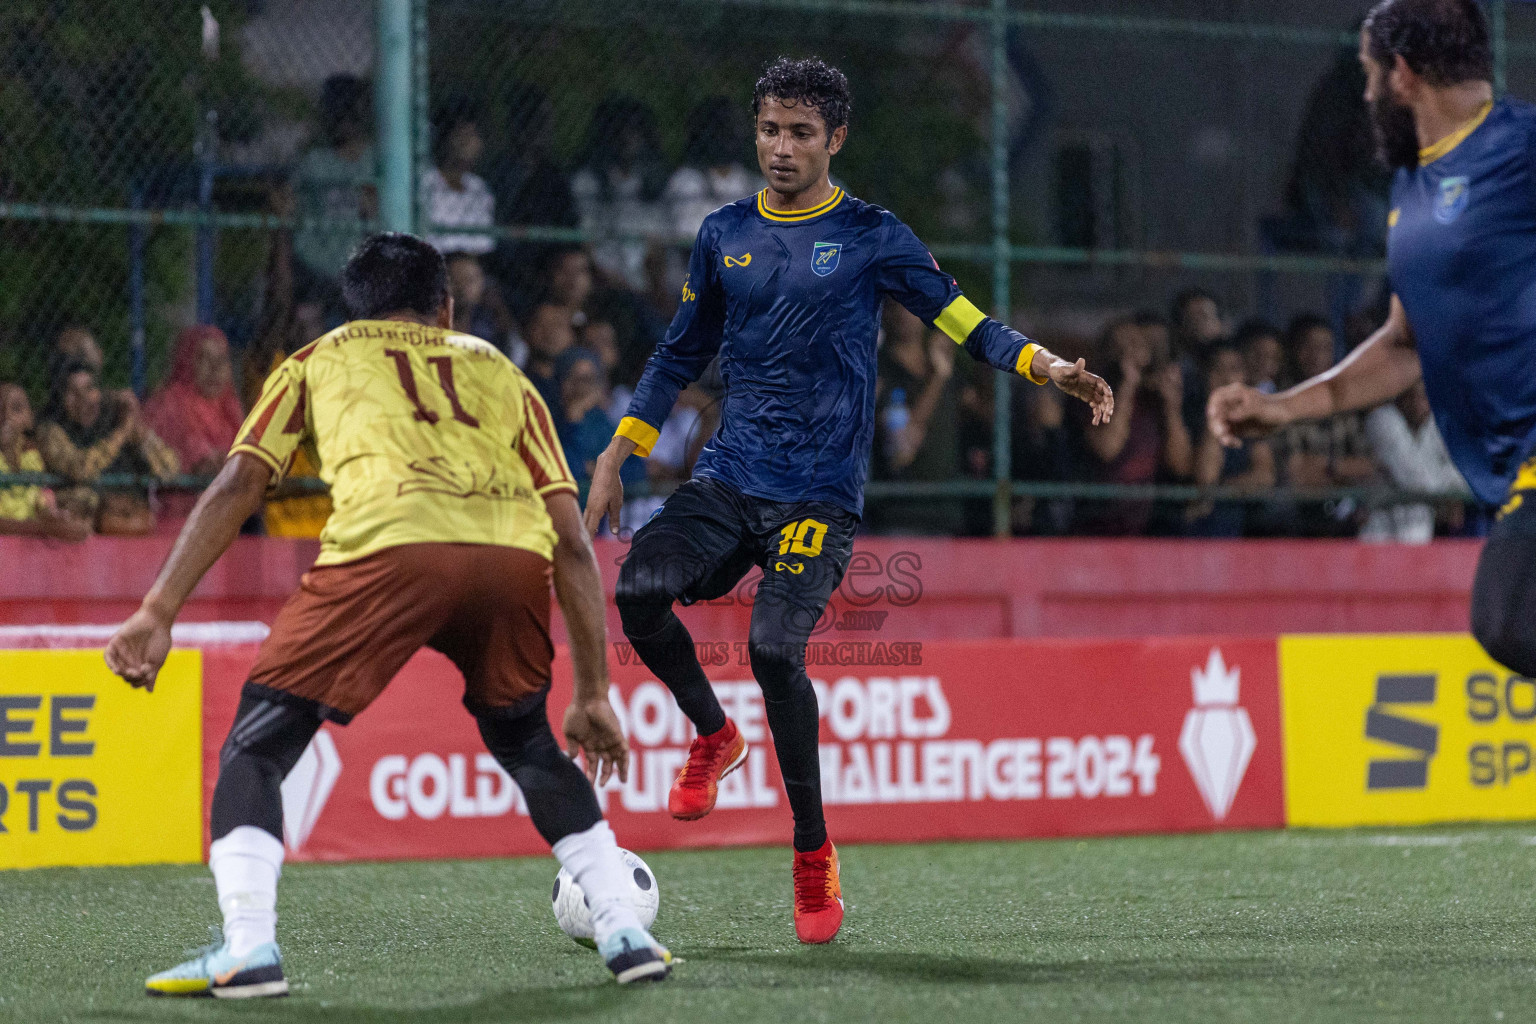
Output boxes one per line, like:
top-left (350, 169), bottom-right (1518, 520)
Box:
top-left (144, 938), bottom-right (288, 998)
top-left (599, 927), bottom-right (672, 984)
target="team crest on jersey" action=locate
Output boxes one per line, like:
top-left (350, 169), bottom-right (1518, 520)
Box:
top-left (1435, 176), bottom-right (1470, 224)
top-left (812, 242), bottom-right (841, 277)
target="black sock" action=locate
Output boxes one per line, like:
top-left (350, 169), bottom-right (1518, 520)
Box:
top-left (626, 613), bottom-right (727, 737)
top-left (764, 690), bottom-right (827, 852)
top-left (750, 643), bottom-right (827, 852)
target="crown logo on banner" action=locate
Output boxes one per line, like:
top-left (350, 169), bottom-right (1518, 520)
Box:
top-left (1191, 647), bottom-right (1241, 707)
top-left (1179, 648), bottom-right (1255, 821)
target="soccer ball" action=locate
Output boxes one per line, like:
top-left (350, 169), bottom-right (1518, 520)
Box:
top-left (551, 848), bottom-right (659, 948)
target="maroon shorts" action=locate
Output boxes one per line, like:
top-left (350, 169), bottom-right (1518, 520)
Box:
top-left (248, 543), bottom-right (553, 720)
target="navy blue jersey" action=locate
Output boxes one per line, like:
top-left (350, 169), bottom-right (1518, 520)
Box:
top-left (1389, 97), bottom-right (1536, 504)
top-left (618, 188), bottom-right (1042, 514)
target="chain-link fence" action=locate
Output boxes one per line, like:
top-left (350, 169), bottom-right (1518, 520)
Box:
top-left (1, 0), bottom-right (373, 392)
top-left (2, 0), bottom-right (1527, 535)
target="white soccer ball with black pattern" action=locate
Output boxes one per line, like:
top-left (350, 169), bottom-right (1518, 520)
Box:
top-left (551, 848), bottom-right (659, 947)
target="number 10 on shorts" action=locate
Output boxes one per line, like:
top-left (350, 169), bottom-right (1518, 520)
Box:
top-left (778, 518), bottom-right (827, 557)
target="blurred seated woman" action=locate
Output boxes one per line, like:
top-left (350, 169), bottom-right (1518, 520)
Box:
top-left (144, 326), bottom-right (246, 525)
top-left (36, 364), bottom-right (179, 536)
top-left (0, 383), bottom-right (90, 540)
top-left (145, 326), bottom-right (244, 476)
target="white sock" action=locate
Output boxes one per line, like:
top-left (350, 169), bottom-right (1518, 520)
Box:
top-left (209, 826), bottom-right (283, 958)
top-left (551, 821), bottom-right (643, 945)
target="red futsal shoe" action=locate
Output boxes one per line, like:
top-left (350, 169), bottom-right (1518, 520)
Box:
top-left (792, 839), bottom-right (844, 944)
top-left (668, 718), bottom-right (748, 821)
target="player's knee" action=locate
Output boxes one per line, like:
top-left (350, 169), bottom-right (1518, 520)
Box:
top-left (219, 694), bottom-right (319, 776)
top-left (615, 564), bottom-right (676, 637)
top-left (748, 638), bottom-right (807, 697)
top-left (475, 697), bottom-right (577, 776)
top-left (1472, 584), bottom-right (1536, 675)
top-left (476, 703), bottom-right (549, 770)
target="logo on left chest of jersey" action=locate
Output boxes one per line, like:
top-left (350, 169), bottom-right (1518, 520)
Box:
top-left (811, 242), bottom-right (842, 277)
top-left (1435, 176), bottom-right (1470, 224)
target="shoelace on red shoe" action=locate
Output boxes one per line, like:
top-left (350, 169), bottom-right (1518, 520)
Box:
top-left (793, 855), bottom-right (835, 912)
top-left (676, 732), bottom-right (727, 787)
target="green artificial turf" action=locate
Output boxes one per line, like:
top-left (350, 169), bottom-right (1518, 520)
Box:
top-left (3, 827), bottom-right (1535, 1023)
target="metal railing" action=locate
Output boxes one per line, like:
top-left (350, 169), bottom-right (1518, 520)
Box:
top-left (0, 471), bottom-right (1473, 517)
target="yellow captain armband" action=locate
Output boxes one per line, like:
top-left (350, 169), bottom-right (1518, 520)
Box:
top-left (615, 416), bottom-right (660, 457)
top-left (934, 296), bottom-right (987, 344)
top-left (1017, 342), bottom-right (1048, 385)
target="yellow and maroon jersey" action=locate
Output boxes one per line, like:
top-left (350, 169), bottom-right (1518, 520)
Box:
top-left (231, 320), bottom-right (576, 566)
top-left (257, 349), bottom-right (332, 540)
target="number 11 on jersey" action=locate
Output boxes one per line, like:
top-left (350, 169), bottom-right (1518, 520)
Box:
top-left (384, 349), bottom-right (481, 428)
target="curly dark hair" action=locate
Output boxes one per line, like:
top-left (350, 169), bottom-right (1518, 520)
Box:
top-left (1364, 0), bottom-right (1492, 86)
top-left (342, 233), bottom-right (448, 321)
top-left (752, 56), bottom-right (851, 137)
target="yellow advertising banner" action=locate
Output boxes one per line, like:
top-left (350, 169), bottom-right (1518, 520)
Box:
top-left (0, 650), bottom-right (202, 869)
top-left (1281, 634), bottom-right (1536, 827)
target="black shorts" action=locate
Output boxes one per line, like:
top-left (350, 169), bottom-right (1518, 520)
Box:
top-left (623, 477), bottom-right (858, 641)
top-left (1470, 457), bottom-right (1536, 674)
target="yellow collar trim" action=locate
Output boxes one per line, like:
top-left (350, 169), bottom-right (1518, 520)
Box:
top-left (1419, 100), bottom-right (1493, 165)
top-left (756, 187), bottom-right (844, 222)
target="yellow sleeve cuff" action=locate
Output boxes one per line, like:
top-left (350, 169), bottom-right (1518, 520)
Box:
top-left (229, 443), bottom-right (285, 477)
top-left (934, 296), bottom-right (987, 344)
top-left (1017, 343), bottom-right (1048, 385)
top-left (616, 416), bottom-right (660, 458)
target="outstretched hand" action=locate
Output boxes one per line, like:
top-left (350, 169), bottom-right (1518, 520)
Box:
top-left (563, 697), bottom-right (630, 787)
top-left (1047, 358), bottom-right (1115, 426)
top-left (1207, 382), bottom-right (1288, 448)
top-left (104, 606), bottom-right (173, 692)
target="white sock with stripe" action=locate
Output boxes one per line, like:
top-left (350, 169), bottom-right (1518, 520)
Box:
top-left (209, 825), bottom-right (283, 958)
top-left (551, 820), bottom-right (644, 946)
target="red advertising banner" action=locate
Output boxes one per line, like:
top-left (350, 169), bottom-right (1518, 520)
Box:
top-left (201, 637), bottom-right (1284, 862)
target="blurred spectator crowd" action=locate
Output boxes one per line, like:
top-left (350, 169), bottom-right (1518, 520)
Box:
top-left (871, 289), bottom-right (1470, 542)
top-left (0, 75), bottom-right (1473, 544)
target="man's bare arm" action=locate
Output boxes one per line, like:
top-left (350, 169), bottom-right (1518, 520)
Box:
top-left (1209, 296), bottom-right (1422, 446)
top-left (546, 489), bottom-right (628, 785)
top-left (1280, 295), bottom-right (1421, 422)
top-left (548, 490), bottom-right (611, 705)
top-left (104, 454), bottom-right (270, 688)
top-left (143, 455), bottom-right (270, 621)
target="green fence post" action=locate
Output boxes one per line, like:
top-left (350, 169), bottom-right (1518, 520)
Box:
top-left (412, 0), bottom-right (431, 232)
top-left (376, 0), bottom-right (414, 233)
top-left (990, 0), bottom-right (1013, 538)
